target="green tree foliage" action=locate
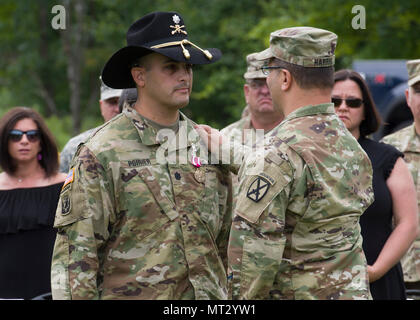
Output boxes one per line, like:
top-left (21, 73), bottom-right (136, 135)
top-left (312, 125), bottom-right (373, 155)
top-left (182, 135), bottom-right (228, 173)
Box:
top-left (0, 0), bottom-right (419, 150)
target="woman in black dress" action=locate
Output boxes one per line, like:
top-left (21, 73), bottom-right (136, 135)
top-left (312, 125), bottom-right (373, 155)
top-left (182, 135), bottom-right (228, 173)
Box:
top-left (332, 70), bottom-right (419, 299)
top-left (0, 107), bottom-right (66, 299)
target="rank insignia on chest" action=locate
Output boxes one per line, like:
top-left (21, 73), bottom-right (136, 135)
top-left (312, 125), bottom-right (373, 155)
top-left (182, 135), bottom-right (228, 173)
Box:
top-left (247, 177), bottom-right (270, 202)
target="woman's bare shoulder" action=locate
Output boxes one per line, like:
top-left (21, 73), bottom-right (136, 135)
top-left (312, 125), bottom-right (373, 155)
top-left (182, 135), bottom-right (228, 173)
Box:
top-left (0, 172), bottom-right (11, 189)
top-left (53, 172), bottom-right (68, 184)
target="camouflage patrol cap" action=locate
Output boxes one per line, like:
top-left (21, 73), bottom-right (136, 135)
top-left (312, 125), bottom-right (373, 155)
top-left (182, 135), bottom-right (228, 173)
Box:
top-left (243, 52), bottom-right (267, 79)
top-left (100, 79), bottom-right (123, 101)
top-left (407, 59), bottom-right (420, 86)
top-left (256, 26), bottom-right (337, 68)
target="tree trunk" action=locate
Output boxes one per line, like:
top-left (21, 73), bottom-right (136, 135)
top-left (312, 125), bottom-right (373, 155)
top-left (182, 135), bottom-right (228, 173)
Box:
top-left (60, 0), bottom-right (86, 135)
top-left (32, 72), bottom-right (57, 116)
top-left (34, 2), bottom-right (57, 116)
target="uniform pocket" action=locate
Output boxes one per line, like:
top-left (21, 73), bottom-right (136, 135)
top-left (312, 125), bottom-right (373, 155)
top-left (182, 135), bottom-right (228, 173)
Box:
top-left (239, 236), bottom-right (286, 299)
top-left (115, 167), bottom-right (177, 242)
top-left (199, 166), bottom-right (229, 238)
top-left (137, 167), bottom-right (179, 221)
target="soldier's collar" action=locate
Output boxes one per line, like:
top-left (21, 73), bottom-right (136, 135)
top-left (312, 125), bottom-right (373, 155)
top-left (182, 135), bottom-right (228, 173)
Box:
top-left (124, 107), bottom-right (195, 148)
top-left (283, 103), bottom-right (334, 123)
top-left (405, 123), bottom-right (420, 152)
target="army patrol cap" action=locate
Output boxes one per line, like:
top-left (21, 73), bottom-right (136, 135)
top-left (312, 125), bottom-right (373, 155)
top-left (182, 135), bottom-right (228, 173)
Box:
top-left (244, 52), bottom-right (267, 79)
top-left (407, 59), bottom-right (420, 86)
top-left (256, 26), bottom-right (337, 67)
top-left (100, 80), bottom-right (122, 101)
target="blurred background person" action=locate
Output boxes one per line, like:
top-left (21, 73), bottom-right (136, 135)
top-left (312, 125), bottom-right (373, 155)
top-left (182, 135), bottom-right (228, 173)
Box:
top-left (0, 107), bottom-right (66, 300)
top-left (333, 69), bottom-right (419, 300)
top-left (221, 52), bottom-right (283, 145)
top-left (382, 60), bottom-right (420, 295)
top-left (59, 79), bottom-right (122, 173)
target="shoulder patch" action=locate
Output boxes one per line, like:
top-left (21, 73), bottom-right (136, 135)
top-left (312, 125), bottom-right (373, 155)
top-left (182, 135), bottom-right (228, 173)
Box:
top-left (61, 195), bottom-right (71, 216)
top-left (246, 176), bottom-right (270, 202)
top-left (62, 168), bottom-right (75, 191)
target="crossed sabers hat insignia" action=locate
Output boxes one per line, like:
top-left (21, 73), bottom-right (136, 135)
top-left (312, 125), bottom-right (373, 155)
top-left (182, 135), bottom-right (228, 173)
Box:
top-left (170, 24), bottom-right (187, 35)
top-left (170, 14), bottom-right (187, 35)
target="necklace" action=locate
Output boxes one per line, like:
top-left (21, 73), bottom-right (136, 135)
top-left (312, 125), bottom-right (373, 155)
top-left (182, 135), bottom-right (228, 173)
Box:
top-left (13, 175), bottom-right (27, 183)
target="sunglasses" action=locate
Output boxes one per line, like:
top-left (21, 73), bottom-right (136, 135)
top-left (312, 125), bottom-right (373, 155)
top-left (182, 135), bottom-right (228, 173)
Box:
top-left (332, 97), bottom-right (364, 108)
top-left (9, 129), bottom-right (40, 142)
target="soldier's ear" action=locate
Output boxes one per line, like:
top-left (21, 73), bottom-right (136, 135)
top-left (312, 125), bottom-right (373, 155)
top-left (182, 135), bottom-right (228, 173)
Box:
top-left (243, 84), bottom-right (250, 104)
top-left (280, 69), bottom-right (292, 91)
top-left (131, 67), bottom-right (145, 87)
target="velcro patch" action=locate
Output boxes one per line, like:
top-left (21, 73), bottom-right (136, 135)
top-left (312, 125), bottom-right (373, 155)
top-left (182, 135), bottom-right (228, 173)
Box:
top-left (128, 159), bottom-right (151, 167)
top-left (246, 176), bottom-right (270, 202)
top-left (258, 172), bottom-right (275, 185)
top-left (62, 168), bottom-right (75, 191)
top-left (61, 195), bottom-right (71, 216)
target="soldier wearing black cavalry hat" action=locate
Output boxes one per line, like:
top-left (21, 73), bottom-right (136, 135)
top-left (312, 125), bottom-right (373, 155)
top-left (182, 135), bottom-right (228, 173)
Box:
top-left (51, 11), bottom-right (232, 300)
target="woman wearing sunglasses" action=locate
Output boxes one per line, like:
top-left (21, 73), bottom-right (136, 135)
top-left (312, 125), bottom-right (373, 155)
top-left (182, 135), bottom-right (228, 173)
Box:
top-left (333, 70), bottom-right (419, 300)
top-left (0, 107), bottom-right (66, 299)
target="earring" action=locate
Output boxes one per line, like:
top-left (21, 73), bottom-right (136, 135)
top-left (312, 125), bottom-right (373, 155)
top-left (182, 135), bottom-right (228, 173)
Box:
top-left (37, 153), bottom-right (42, 161)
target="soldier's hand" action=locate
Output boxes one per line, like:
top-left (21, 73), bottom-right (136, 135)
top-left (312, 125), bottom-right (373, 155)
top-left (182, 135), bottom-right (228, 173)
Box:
top-left (194, 124), bottom-right (223, 153)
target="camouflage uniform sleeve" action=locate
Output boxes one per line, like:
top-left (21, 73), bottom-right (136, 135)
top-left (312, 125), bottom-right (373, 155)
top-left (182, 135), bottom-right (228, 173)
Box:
top-left (51, 145), bottom-right (116, 300)
top-left (228, 150), bottom-right (293, 299)
top-left (215, 166), bottom-right (233, 271)
top-left (219, 140), bottom-right (251, 175)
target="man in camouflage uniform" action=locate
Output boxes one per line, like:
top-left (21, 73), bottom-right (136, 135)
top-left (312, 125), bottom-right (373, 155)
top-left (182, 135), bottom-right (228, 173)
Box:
top-left (221, 53), bottom-right (283, 209)
top-left (227, 27), bottom-right (374, 300)
top-left (381, 59), bottom-right (420, 291)
top-left (59, 80), bottom-right (122, 173)
top-left (51, 11), bottom-right (232, 300)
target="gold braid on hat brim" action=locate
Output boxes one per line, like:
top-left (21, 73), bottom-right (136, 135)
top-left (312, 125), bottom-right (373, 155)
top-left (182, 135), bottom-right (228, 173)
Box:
top-left (151, 39), bottom-right (212, 60)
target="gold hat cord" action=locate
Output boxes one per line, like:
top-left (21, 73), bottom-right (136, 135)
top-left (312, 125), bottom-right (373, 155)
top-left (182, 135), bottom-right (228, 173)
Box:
top-left (151, 39), bottom-right (213, 60)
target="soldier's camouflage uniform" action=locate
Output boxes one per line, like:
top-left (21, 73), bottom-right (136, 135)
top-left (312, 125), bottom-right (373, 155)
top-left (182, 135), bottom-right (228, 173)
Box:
top-left (228, 103), bottom-right (374, 299)
top-left (222, 114), bottom-right (253, 208)
top-left (59, 128), bottom-right (96, 173)
top-left (51, 107), bottom-right (232, 299)
top-left (381, 124), bottom-right (420, 283)
top-left (221, 114), bottom-right (254, 147)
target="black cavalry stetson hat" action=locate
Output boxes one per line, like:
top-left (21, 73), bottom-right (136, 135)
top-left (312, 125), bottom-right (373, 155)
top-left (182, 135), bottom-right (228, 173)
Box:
top-left (101, 11), bottom-right (222, 89)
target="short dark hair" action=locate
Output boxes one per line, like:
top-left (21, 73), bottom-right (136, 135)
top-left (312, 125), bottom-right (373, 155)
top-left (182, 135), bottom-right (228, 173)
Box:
top-left (272, 58), bottom-right (334, 90)
top-left (334, 69), bottom-right (382, 137)
top-left (0, 107), bottom-right (60, 177)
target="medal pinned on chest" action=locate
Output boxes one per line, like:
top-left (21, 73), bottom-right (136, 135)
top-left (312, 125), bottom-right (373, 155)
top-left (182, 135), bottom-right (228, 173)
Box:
top-left (191, 144), bottom-right (205, 183)
top-left (190, 144), bottom-right (202, 168)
